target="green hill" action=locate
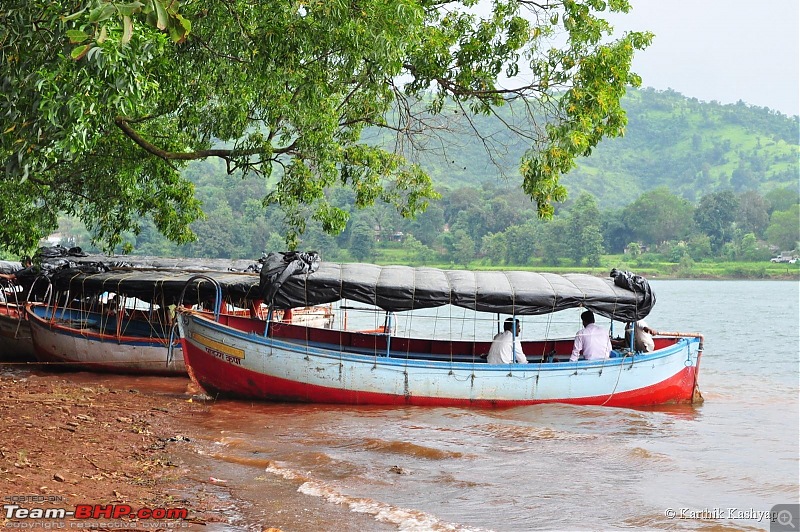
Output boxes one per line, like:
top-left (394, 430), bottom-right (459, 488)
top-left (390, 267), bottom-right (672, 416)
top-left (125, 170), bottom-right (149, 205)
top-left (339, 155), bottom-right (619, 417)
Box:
top-left (412, 87), bottom-right (799, 209)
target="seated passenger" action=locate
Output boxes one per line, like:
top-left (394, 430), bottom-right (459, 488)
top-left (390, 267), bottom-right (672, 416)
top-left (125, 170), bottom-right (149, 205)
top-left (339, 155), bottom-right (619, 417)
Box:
top-left (570, 310), bottom-right (611, 362)
top-left (628, 320), bottom-right (655, 353)
top-left (487, 318), bottom-right (528, 364)
top-left (613, 320), bottom-right (655, 353)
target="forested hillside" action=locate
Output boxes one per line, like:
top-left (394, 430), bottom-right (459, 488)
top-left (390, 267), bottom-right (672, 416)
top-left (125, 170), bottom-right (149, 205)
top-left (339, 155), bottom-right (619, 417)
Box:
top-left (52, 87), bottom-right (799, 266)
top-left (409, 87), bottom-right (799, 209)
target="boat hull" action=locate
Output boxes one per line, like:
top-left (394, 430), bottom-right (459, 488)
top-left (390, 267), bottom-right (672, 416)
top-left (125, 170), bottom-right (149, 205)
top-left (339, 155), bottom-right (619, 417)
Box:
top-left (178, 311), bottom-right (702, 408)
top-left (0, 305), bottom-right (35, 361)
top-left (27, 305), bottom-right (185, 376)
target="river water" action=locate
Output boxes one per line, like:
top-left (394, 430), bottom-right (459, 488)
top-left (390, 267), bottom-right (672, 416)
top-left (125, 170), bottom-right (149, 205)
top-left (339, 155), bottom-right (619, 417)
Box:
top-left (167, 280), bottom-right (799, 531)
top-left (6, 280), bottom-right (800, 531)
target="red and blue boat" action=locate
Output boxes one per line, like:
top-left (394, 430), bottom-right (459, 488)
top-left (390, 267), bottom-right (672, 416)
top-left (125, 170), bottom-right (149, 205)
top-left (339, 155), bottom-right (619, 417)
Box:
top-left (25, 267), bottom-right (333, 375)
top-left (26, 302), bottom-right (185, 375)
top-left (176, 257), bottom-right (704, 408)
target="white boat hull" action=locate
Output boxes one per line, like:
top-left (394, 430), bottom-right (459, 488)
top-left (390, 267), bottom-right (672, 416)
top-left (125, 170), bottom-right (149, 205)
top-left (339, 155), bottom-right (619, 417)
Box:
top-left (178, 311), bottom-right (702, 407)
top-left (27, 305), bottom-right (184, 376)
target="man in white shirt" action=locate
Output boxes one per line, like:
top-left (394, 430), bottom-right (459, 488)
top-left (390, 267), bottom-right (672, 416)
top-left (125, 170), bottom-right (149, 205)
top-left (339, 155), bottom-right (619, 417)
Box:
top-left (487, 318), bottom-right (529, 364)
top-left (612, 320), bottom-right (656, 353)
top-left (628, 320), bottom-right (655, 352)
top-left (570, 310), bottom-right (611, 362)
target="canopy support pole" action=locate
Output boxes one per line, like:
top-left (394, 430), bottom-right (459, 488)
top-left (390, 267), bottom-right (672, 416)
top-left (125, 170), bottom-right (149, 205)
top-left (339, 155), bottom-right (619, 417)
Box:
top-left (384, 311), bottom-right (393, 357)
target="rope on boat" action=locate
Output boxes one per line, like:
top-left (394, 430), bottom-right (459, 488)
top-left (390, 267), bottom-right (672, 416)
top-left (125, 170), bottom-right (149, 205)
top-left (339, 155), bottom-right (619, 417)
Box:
top-left (1, 282), bottom-right (28, 339)
top-left (599, 352), bottom-right (632, 406)
top-left (404, 283), bottom-right (417, 368)
top-left (167, 321), bottom-right (180, 366)
top-left (173, 274), bottom-right (224, 369)
top-left (460, 305), bottom-right (468, 364)
top-left (177, 275), bottom-right (223, 321)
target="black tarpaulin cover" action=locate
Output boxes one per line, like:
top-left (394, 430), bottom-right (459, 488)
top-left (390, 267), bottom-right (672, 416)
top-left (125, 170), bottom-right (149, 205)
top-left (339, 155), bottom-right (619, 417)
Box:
top-left (31, 246), bottom-right (261, 274)
top-left (609, 268), bottom-right (656, 315)
top-left (47, 269), bottom-right (261, 305)
top-left (39, 255), bottom-right (655, 320)
top-left (0, 260), bottom-right (22, 275)
top-left (259, 251), bottom-right (321, 303)
top-left (14, 246), bottom-right (263, 302)
top-left (266, 262), bottom-right (656, 321)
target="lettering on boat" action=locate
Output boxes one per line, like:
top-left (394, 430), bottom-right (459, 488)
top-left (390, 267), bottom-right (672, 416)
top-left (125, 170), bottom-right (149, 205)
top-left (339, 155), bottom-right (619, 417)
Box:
top-left (190, 332), bottom-right (245, 364)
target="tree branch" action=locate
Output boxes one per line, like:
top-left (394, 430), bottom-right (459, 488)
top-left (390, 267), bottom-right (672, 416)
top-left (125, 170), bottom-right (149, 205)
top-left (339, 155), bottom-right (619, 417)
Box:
top-left (113, 117), bottom-right (296, 162)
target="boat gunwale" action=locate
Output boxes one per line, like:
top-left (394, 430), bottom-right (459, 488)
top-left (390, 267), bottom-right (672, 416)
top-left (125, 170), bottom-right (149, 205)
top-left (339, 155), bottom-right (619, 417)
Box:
top-left (0, 302), bottom-right (26, 321)
top-left (26, 303), bottom-right (175, 347)
top-left (181, 309), bottom-right (699, 373)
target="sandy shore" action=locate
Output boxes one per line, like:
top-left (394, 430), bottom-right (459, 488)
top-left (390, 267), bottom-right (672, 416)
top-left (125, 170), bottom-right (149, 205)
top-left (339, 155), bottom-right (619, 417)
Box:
top-left (0, 370), bottom-right (237, 530)
top-left (0, 369), bottom-right (398, 532)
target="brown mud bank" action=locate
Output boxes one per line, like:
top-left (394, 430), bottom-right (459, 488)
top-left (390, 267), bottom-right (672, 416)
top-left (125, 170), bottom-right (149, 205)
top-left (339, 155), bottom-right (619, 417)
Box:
top-left (0, 368), bottom-right (395, 531)
top-left (0, 369), bottom-right (231, 529)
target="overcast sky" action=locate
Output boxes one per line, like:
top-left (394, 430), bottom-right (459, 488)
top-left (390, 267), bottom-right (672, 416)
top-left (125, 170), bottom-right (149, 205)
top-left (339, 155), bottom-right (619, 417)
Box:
top-left (607, 0), bottom-right (799, 117)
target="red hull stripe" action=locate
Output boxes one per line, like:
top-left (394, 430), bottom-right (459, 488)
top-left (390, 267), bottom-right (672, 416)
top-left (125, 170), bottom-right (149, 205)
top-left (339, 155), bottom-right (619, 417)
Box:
top-left (183, 342), bottom-right (697, 408)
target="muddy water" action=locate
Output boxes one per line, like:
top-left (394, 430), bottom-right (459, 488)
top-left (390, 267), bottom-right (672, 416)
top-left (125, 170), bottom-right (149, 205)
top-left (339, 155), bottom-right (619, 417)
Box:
top-left (3, 280), bottom-right (798, 531)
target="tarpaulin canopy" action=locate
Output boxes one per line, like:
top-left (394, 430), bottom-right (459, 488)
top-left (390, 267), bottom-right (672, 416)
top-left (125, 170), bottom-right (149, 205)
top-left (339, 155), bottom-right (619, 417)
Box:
top-left (10, 246), bottom-right (263, 303)
top-left (0, 260), bottom-right (22, 275)
top-left (264, 261), bottom-right (656, 321)
top-left (47, 269), bottom-right (261, 305)
top-left (27, 247), bottom-right (655, 320)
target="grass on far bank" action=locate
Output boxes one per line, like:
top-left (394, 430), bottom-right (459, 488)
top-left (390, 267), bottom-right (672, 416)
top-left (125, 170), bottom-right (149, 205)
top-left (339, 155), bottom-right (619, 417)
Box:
top-left (371, 248), bottom-right (800, 280)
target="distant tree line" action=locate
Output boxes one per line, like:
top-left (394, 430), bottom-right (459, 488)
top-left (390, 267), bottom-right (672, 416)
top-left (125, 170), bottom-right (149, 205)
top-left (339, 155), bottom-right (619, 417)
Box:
top-left (54, 179), bottom-right (799, 269)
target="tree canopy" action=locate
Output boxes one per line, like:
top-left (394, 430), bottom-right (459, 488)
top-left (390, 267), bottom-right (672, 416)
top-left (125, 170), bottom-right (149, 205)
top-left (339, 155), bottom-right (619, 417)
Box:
top-left (622, 187), bottom-right (695, 244)
top-left (1, 0), bottom-right (651, 253)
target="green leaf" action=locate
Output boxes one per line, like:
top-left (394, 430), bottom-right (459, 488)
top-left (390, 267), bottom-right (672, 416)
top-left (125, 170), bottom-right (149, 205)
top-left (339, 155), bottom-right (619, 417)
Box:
top-left (88, 4), bottom-right (116, 23)
top-left (87, 46), bottom-right (102, 62)
top-left (168, 14), bottom-right (191, 43)
top-left (153, 0), bottom-right (169, 30)
top-left (116, 1), bottom-right (145, 17)
top-left (60, 8), bottom-right (87, 22)
top-left (65, 29), bottom-right (89, 44)
top-left (70, 44), bottom-right (92, 60)
top-left (179, 14), bottom-right (191, 33)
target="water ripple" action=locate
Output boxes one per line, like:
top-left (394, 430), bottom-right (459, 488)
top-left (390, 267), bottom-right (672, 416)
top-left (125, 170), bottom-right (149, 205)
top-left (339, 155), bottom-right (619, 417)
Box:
top-left (265, 462), bottom-right (489, 532)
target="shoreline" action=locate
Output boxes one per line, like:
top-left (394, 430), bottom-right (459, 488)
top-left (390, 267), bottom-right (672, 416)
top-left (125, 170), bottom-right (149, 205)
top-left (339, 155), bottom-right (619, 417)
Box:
top-left (0, 369), bottom-right (230, 529)
top-left (367, 259), bottom-right (800, 280)
top-left (0, 368), bottom-right (402, 531)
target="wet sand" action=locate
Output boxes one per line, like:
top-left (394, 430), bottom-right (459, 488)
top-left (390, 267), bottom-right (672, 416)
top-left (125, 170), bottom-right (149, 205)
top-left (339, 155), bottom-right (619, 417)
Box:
top-left (0, 368), bottom-right (394, 531)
